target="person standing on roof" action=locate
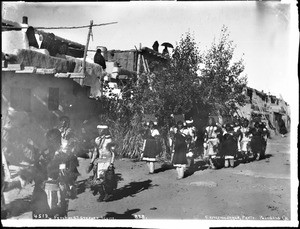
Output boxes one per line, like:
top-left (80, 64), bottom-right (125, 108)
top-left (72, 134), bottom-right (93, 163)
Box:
top-left (94, 49), bottom-right (106, 71)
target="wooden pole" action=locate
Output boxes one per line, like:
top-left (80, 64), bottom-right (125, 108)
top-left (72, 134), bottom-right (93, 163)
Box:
top-left (136, 43), bottom-right (142, 85)
top-left (82, 20), bottom-right (93, 75)
top-left (141, 55), bottom-right (147, 73)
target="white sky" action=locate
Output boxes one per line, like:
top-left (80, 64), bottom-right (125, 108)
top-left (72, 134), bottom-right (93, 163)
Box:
top-left (2, 1), bottom-right (299, 106)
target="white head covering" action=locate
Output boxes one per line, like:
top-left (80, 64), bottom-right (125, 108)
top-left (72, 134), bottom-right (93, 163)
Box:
top-left (186, 120), bottom-right (193, 124)
top-left (97, 125), bottom-right (108, 129)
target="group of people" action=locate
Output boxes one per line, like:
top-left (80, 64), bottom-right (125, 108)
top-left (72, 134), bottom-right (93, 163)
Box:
top-left (29, 116), bottom-right (80, 219)
top-left (203, 117), bottom-right (269, 170)
top-left (1, 115), bottom-right (120, 219)
top-left (141, 119), bottom-right (197, 179)
top-left (1, 113), bottom-right (278, 219)
top-left (140, 116), bottom-right (270, 180)
top-left (31, 117), bottom-right (121, 217)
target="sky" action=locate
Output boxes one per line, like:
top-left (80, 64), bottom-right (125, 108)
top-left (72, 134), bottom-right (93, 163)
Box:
top-left (2, 1), bottom-right (299, 106)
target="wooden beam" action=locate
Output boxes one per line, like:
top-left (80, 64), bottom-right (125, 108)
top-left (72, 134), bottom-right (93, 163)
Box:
top-left (82, 20), bottom-right (93, 74)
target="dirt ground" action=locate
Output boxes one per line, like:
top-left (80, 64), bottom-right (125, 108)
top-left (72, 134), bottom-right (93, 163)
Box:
top-left (3, 134), bottom-right (293, 225)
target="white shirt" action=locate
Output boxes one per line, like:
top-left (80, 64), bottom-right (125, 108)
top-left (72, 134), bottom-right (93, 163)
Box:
top-left (150, 129), bottom-right (160, 137)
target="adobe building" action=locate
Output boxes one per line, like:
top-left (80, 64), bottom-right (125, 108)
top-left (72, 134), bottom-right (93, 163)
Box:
top-left (2, 17), bottom-right (104, 164)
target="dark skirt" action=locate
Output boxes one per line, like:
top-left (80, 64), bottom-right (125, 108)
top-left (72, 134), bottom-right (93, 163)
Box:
top-left (221, 134), bottom-right (237, 157)
top-left (172, 136), bottom-right (188, 165)
top-left (104, 166), bottom-right (117, 194)
top-left (250, 136), bottom-right (263, 153)
top-left (143, 138), bottom-right (160, 159)
top-left (172, 151), bottom-right (187, 165)
top-left (279, 125), bottom-right (287, 135)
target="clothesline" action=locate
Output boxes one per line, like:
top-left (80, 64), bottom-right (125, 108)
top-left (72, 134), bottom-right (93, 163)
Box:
top-left (2, 22), bottom-right (117, 30)
top-left (34, 22), bottom-right (117, 30)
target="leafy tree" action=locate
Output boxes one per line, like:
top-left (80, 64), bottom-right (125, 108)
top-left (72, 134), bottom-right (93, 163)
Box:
top-left (198, 26), bottom-right (247, 116)
top-left (102, 27), bottom-right (248, 158)
top-left (150, 31), bottom-right (201, 126)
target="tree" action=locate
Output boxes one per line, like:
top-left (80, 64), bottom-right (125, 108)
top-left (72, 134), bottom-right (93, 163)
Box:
top-left (150, 31), bottom-right (201, 126)
top-left (198, 26), bottom-right (247, 117)
top-left (103, 27), bottom-right (248, 158)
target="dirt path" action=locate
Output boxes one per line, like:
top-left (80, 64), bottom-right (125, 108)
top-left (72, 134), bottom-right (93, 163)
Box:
top-left (3, 134), bottom-right (291, 222)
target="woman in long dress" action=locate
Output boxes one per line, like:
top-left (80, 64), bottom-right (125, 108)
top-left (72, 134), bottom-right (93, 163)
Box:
top-left (142, 121), bottom-right (160, 174)
top-left (172, 121), bottom-right (188, 179)
top-left (221, 124), bottom-right (238, 168)
top-left (278, 117), bottom-right (287, 137)
top-left (249, 122), bottom-right (264, 161)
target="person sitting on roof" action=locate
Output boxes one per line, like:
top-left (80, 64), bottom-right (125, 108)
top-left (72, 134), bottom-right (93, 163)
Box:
top-left (162, 47), bottom-right (169, 56)
top-left (94, 49), bottom-right (106, 71)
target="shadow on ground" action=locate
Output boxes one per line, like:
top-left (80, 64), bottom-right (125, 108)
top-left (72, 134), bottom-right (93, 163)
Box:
top-left (84, 173), bottom-right (123, 190)
top-left (108, 179), bottom-right (157, 202)
top-left (184, 160), bottom-right (210, 178)
top-left (103, 208), bottom-right (140, 219)
top-left (153, 162), bottom-right (174, 174)
top-left (6, 195), bottom-right (32, 218)
top-left (76, 179), bottom-right (88, 195)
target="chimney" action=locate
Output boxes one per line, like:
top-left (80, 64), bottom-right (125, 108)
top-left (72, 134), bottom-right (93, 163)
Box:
top-left (22, 16), bottom-right (28, 24)
top-left (21, 16), bottom-right (29, 32)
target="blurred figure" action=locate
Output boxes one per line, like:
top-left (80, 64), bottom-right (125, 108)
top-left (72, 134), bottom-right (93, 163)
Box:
top-left (58, 116), bottom-right (74, 153)
top-left (1, 162), bottom-right (27, 219)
